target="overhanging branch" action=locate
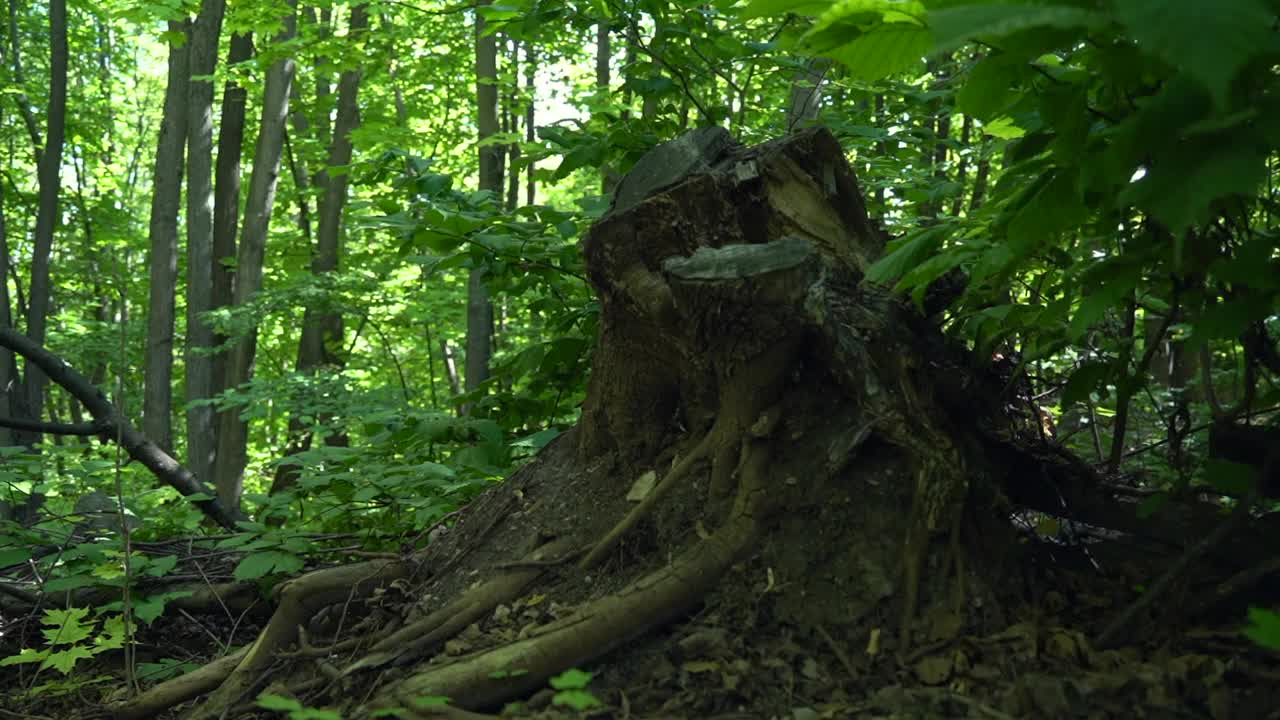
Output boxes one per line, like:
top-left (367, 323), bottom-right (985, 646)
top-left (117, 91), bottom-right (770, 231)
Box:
top-left (0, 327), bottom-right (245, 530)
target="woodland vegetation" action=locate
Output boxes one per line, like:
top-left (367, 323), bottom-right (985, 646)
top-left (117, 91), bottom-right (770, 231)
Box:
top-left (0, 0), bottom-right (1278, 718)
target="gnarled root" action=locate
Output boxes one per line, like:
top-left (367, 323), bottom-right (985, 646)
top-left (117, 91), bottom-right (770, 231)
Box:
top-left (187, 558), bottom-right (411, 720)
top-left (374, 439), bottom-right (777, 716)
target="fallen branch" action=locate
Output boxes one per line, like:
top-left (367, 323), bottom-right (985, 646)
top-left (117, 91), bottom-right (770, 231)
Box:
top-left (0, 327), bottom-right (244, 530)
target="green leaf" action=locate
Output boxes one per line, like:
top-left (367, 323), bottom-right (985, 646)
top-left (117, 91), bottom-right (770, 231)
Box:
top-left (825, 23), bottom-right (932, 80)
top-left (980, 117), bottom-right (1025, 139)
top-left (1007, 168), bottom-right (1088, 249)
top-left (550, 668), bottom-right (593, 689)
top-left (1193, 295), bottom-right (1275, 341)
top-left (145, 554), bottom-right (180, 577)
top-left (0, 647), bottom-right (49, 667)
top-left (928, 4), bottom-right (1101, 53)
top-left (42, 645), bottom-right (95, 674)
top-left (1068, 262), bottom-right (1140, 340)
top-left (257, 693), bottom-right (304, 711)
top-left (1061, 361), bottom-right (1112, 407)
top-left (42, 573), bottom-right (99, 593)
top-left (957, 54), bottom-right (1024, 121)
top-left (1244, 607), bottom-right (1280, 651)
top-left (0, 546), bottom-right (31, 566)
top-left (1203, 459), bottom-right (1256, 497)
top-left (1123, 142), bottom-right (1268, 235)
top-left (233, 551), bottom-right (304, 581)
top-left (1113, 0), bottom-right (1275, 106)
top-left (866, 226), bottom-right (948, 284)
top-left (41, 607), bottom-right (94, 646)
top-left (740, 0), bottom-right (830, 19)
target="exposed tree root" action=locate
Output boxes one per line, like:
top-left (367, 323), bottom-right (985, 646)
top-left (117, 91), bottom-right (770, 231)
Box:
top-left (187, 558), bottom-right (410, 719)
top-left (373, 431), bottom-right (778, 716)
top-left (582, 341), bottom-right (796, 570)
top-left (347, 537), bottom-right (578, 672)
top-left (107, 646), bottom-right (248, 720)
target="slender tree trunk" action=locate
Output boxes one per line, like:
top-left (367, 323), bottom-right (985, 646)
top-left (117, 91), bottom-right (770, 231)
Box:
top-left (969, 149), bottom-right (990, 213)
top-left (596, 24), bottom-right (620, 194)
top-left (215, 1), bottom-right (298, 510)
top-left (296, 3), bottom-right (365, 396)
top-left (468, 0), bottom-right (500, 397)
top-left (185, 0), bottom-right (227, 487)
top-left (949, 114), bottom-right (972, 218)
top-left (213, 32), bottom-right (254, 340)
top-left (267, 1), bottom-right (366, 500)
top-left (19, 0), bottom-right (67, 447)
top-left (785, 57), bottom-right (828, 131)
top-left (525, 44), bottom-right (535, 205)
top-left (0, 105), bottom-right (13, 449)
top-left (506, 39), bottom-right (521, 211)
top-left (873, 94), bottom-right (887, 209)
top-left (143, 21), bottom-right (191, 453)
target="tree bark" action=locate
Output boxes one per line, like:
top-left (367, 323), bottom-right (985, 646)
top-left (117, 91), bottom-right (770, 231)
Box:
top-left (143, 21), bottom-right (192, 454)
top-left (215, 0), bottom-right (298, 511)
top-left (184, 0), bottom-right (227, 488)
top-left (212, 31), bottom-right (254, 392)
top-left (468, 0), bottom-right (499, 396)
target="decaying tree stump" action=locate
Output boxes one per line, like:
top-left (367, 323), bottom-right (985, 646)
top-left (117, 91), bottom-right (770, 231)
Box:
top-left (360, 127), bottom-right (1021, 715)
top-left (130, 127), bottom-right (1269, 720)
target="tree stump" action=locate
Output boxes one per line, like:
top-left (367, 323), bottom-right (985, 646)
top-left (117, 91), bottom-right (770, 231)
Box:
top-left (171, 128), bottom-right (1097, 720)
top-left (353, 127), bottom-right (1024, 715)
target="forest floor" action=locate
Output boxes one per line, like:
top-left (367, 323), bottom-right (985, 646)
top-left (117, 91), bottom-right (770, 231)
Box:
top-left (6, 474), bottom-right (1277, 720)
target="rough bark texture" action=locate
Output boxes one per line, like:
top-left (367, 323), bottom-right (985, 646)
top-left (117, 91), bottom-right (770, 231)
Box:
top-left (185, 0), bottom-right (227, 490)
top-left (143, 21), bottom-right (191, 454)
top-left (215, 3), bottom-right (298, 510)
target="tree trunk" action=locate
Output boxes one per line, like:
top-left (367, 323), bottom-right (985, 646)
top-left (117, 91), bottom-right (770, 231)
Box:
top-left (0, 104), bottom-right (14, 449)
top-left (271, 3), bottom-right (365, 498)
top-left (215, 1), bottom-right (297, 511)
top-left (785, 57), bottom-right (828, 131)
top-left (19, 0), bottom-right (67, 446)
top-left (143, 21), bottom-right (191, 454)
top-left (184, 0), bottom-right (227, 488)
top-left (212, 31), bottom-right (254, 393)
top-left (524, 43), bottom-right (535, 205)
top-left (468, 0), bottom-right (500, 397)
